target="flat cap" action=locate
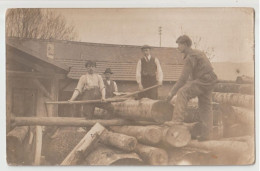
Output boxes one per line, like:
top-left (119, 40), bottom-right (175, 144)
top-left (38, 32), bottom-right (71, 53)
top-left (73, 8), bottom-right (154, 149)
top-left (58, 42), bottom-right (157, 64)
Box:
top-left (141, 45), bottom-right (151, 50)
top-left (176, 35), bottom-right (192, 47)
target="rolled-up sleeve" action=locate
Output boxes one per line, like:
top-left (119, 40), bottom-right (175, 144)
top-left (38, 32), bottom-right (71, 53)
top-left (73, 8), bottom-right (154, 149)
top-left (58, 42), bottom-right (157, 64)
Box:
top-left (75, 75), bottom-right (85, 93)
top-left (114, 81), bottom-right (118, 92)
top-left (155, 58), bottom-right (163, 83)
top-left (136, 59), bottom-right (142, 85)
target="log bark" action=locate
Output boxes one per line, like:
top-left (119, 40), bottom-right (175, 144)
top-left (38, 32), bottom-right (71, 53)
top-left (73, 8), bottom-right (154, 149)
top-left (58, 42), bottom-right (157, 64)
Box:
top-left (100, 130), bottom-right (137, 152)
top-left (162, 125), bottom-right (191, 148)
top-left (214, 83), bottom-right (254, 94)
top-left (212, 92), bottom-right (254, 108)
top-left (134, 143), bottom-right (168, 165)
top-left (110, 125), bottom-right (162, 145)
top-left (232, 106), bottom-right (254, 125)
top-left (6, 126), bottom-right (29, 164)
top-left (112, 99), bottom-right (173, 123)
top-left (84, 145), bottom-right (143, 165)
top-left (12, 117), bottom-right (158, 127)
top-left (60, 123), bottom-right (106, 165)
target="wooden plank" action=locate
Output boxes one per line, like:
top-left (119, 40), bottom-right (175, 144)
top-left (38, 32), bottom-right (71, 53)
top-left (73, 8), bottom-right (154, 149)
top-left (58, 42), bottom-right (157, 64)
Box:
top-left (12, 117), bottom-right (158, 127)
top-left (61, 123), bottom-right (106, 165)
top-left (34, 126), bottom-right (43, 165)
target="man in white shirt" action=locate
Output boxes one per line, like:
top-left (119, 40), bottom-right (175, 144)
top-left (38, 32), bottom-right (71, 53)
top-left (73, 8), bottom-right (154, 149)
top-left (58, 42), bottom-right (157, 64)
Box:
top-left (136, 45), bottom-right (163, 99)
top-left (69, 60), bottom-right (114, 119)
top-left (103, 68), bottom-right (118, 98)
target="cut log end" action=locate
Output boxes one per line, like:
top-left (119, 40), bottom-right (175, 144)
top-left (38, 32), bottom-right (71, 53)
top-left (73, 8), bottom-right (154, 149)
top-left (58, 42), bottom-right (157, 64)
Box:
top-left (151, 101), bottom-right (173, 123)
top-left (144, 127), bottom-right (162, 144)
top-left (164, 125), bottom-right (191, 147)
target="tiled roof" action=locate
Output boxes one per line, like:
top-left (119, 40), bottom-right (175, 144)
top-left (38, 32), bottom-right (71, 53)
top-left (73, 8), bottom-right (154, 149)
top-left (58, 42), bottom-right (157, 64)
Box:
top-left (56, 59), bottom-right (183, 81)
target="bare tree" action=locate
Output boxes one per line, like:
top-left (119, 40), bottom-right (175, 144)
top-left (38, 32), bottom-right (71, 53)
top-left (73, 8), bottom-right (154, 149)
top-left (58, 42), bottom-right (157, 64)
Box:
top-left (6, 9), bottom-right (78, 41)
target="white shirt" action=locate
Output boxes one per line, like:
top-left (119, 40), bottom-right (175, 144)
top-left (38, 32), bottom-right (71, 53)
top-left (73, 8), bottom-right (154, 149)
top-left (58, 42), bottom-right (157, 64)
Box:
top-left (136, 55), bottom-right (163, 85)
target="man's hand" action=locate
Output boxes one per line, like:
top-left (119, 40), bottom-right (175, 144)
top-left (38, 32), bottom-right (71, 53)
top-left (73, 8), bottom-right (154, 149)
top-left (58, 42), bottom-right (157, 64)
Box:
top-left (166, 92), bottom-right (173, 102)
top-left (101, 97), bottom-right (107, 103)
top-left (158, 81), bottom-right (163, 86)
top-left (138, 84), bottom-right (143, 90)
top-left (68, 99), bottom-right (73, 104)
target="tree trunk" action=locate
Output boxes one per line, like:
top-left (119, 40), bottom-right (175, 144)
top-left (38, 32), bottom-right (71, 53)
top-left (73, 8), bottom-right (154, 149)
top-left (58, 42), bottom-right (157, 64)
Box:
top-left (110, 125), bottom-right (163, 145)
top-left (12, 117), bottom-right (157, 127)
top-left (34, 126), bottom-right (43, 165)
top-left (112, 99), bottom-right (173, 123)
top-left (60, 123), bottom-right (106, 165)
top-left (212, 92), bottom-right (254, 108)
top-left (134, 143), bottom-right (168, 165)
top-left (214, 83), bottom-right (254, 94)
top-left (84, 145), bottom-right (143, 165)
top-left (100, 130), bottom-right (137, 152)
top-left (162, 125), bottom-right (191, 148)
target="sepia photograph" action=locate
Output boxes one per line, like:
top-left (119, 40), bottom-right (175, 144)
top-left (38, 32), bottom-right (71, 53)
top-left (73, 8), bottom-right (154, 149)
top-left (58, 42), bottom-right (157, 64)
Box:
top-left (5, 8), bottom-right (255, 166)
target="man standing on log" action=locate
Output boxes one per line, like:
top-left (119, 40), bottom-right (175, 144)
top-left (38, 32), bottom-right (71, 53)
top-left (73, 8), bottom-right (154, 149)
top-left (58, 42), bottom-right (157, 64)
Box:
top-left (136, 45), bottom-right (163, 100)
top-left (103, 68), bottom-right (118, 98)
top-left (69, 60), bottom-right (114, 119)
top-left (166, 35), bottom-right (218, 141)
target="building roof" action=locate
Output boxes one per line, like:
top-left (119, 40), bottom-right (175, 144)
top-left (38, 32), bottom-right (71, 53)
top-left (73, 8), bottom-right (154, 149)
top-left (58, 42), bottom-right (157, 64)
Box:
top-left (6, 37), bottom-right (184, 81)
top-left (56, 59), bottom-right (183, 81)
top-left (7, 38), bottom-right (70, 72)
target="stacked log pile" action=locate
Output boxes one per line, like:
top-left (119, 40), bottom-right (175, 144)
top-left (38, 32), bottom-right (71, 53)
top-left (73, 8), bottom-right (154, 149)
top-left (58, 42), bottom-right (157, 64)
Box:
top-left (7, 76), bottom-right (254, 165)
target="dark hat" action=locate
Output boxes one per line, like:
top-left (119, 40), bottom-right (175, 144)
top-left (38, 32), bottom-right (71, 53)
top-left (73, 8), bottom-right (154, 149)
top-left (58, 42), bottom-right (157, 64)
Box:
top-left (176, 35), bottom-right (192, 47)
top-left (85, 60), bottom-right (96, 68)
top-left (104, 68), bottom-right (113, 74)
top-left (141, 45), bottom-right (151, 50)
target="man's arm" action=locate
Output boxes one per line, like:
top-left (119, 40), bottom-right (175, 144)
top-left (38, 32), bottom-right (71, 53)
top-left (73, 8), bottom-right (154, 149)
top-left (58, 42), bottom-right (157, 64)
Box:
top-left (136, 60), bottom-right (143, 90)
top-left (69, 76), bottom-right (84, 101)
top-left (155, 58), bottom-right (163, 85)
top-left (167, 58), bottom-right (193, 99)
top-left (98, 75), bottom-right (106, 100)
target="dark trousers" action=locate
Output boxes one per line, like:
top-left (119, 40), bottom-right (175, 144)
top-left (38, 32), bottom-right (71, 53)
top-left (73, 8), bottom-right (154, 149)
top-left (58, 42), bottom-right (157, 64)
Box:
top-left (172, 79), bottom-right (216, 139)
top-left (138, 75), bottom-right (158, 100)
top-left (78, 88), bottom-right (114, 119)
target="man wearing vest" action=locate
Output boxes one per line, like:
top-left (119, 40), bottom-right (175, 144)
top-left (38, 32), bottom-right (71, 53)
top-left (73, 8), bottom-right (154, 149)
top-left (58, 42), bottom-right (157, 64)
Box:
top-left (68, 60), bottom-right (114, 119)
top-left (136, 45), bottom-right (163, 100)
top-left (166, 35), bottom-right (218, 141)
top-left (103, 68), bottom-right (118, 98)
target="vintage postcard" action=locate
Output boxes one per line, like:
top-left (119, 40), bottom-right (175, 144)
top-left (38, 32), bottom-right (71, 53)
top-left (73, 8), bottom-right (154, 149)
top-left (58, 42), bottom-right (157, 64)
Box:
top-left (6, 8), bottom-right (255, 166)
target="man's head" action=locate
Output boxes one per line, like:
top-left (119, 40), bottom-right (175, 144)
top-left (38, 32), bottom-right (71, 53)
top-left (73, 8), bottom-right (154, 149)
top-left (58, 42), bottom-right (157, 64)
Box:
top-left (141, 45), bottom-right (151, 57)
top-left (104, 68), bottom-right (113, 80)
top-left (85, 60), bottom-right (96, 74)
top-left (176, 35), bottom-right (192, 53)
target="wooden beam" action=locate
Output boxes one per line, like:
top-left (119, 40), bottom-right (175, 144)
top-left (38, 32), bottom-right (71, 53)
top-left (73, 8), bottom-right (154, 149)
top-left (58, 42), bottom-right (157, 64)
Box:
top-left (12, 117), bottom-right (158, 127)
top-left (46, 98), bottom-right (128, 104)
top-left (32, 79), bottom-right (52, 99)
top-left (61, 123), bottom-right (106, 165)
top-left (49, 79), bottom-right (59, 117)
top-left (7, 70), bottom-right (66, 79)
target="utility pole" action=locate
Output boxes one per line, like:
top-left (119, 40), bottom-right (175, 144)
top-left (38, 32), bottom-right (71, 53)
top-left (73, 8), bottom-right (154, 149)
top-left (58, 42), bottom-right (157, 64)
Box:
top-left (158, 26), bottom-right (162, 47)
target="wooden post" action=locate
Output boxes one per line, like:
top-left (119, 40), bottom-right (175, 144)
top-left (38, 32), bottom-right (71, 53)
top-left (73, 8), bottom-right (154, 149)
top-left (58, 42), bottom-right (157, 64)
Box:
top-left (110, 125), bottom-right (163, 145)
top-left (49, 78), bottom-right (59, 117)
top-left (100, 130), bottom-right (137, 152)
top-left (34, 126), bottom-right (43, 165)
top-left (60, 123), bottom-right (106, 165)
top-left (134, 143), bottom-right (168, 165)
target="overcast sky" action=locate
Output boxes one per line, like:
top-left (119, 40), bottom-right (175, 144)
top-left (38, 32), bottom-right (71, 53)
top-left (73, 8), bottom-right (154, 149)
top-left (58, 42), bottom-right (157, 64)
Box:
top-left (57, 8), bottom-right (254, 62)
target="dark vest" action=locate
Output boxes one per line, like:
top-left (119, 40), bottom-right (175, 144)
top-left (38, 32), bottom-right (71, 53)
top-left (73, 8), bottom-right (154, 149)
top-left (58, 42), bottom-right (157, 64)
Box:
top-left (141, 57), bottom-right (157, 77)
top-left (104, 80), bottom-right (116, 98)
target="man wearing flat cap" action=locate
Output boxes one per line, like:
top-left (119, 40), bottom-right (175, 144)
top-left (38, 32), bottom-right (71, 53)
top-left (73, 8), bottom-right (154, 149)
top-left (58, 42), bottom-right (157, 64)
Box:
top-left (103, 68), bottom-right (118, 98)
top-left (166, 35), bottom-right (218, 141)
top-left (136, 45), bottom-right (163, 99)
top-left (69, 60), bottom-right (114, 119)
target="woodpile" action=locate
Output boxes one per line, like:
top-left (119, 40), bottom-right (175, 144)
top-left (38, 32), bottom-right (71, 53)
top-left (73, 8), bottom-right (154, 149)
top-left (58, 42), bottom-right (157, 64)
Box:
top-left (7, 75), bottom-right (255, 165)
